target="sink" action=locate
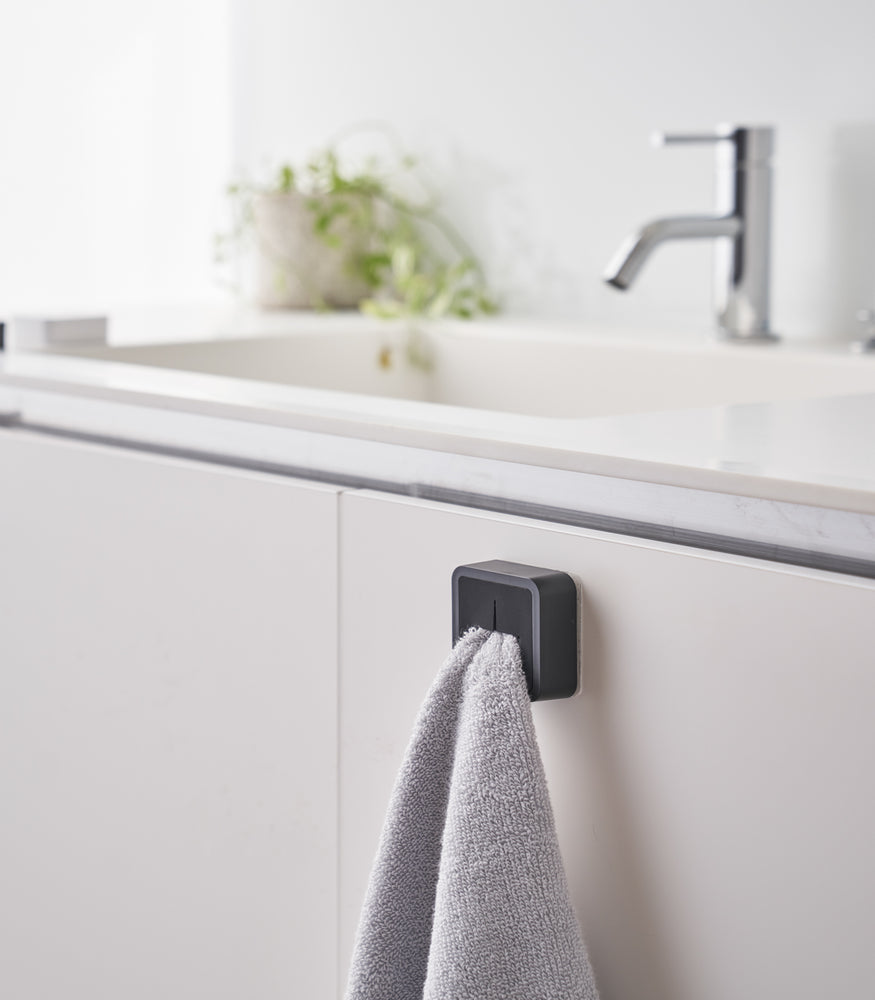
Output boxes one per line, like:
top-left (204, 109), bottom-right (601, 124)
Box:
top-left (7, 313), bottom-right (875, 541)
top-left (52, 320), bottom-right (875, 419)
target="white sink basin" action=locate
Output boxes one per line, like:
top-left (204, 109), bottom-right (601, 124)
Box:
top-left (55, 320), bottom-right (875, 419)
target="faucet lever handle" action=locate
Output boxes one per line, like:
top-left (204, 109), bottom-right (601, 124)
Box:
top-left (652, 129), bottom-right (733, 147)
top-left (654, 126), bottom-right (774, 161)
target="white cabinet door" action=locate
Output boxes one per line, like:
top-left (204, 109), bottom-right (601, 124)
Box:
top-left (339, 489), bottom-right (875, 1000)
top-left (0, 430), bottom-right (339, 1000)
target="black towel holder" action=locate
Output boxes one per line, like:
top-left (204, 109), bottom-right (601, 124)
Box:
top-left (451, 560), bottom-right (579, 701)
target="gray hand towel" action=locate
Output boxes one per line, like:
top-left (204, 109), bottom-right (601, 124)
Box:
top-left (345, 628), bottom-right (600, 1000)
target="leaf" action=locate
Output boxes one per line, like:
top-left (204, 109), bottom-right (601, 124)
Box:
top-left (361, 298), bottom-right (405, 319)
top-left (277, 164), bottom-right (296, 193)
top-left (426, 288), bottom-right (454, 319)
top-left (404, 273), bottom-right (434, 312)
top-left (359, 252), bottom-right (392, 286)
top-left (391, 244), bottom-right (416, 285)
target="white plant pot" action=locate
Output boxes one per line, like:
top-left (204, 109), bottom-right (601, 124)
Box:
top-left (252, 192), bottom-right (372, 309)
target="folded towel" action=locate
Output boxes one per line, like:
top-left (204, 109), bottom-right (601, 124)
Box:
top-left (345, 628), bottom-right (599, 1000)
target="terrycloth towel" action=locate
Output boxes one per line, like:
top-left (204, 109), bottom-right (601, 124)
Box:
top-left (344, 628), bottom-right (600, 1000)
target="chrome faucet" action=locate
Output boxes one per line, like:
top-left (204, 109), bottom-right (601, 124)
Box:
top-left (604, 125), bottom-right (777, 342)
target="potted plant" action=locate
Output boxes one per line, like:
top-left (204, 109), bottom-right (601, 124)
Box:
top-left (218, 143), bottom-right (497, 321)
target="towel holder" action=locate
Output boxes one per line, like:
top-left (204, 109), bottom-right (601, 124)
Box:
top-left (451, 560), bottom-right (578, 701)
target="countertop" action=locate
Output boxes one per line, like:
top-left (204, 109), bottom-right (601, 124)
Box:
top-left (2, 306), bottom-right (874, 574)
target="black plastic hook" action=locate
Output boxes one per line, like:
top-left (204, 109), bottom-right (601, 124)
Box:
top-left (451, 560), bottom-right (579, 701)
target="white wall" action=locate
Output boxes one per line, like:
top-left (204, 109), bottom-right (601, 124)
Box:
top-left (0, 1), bottom-right (232, 316)
top-left (4, 1), bottom-right (873, 341)
top-left (232, 0), bottom-right (875, 341)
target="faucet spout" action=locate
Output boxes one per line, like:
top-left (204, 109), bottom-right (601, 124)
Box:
top-left (604, 214), bottom-right (742, 290)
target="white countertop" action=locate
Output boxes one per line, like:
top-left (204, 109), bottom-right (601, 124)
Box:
top-left (2, 307), bottom-right (874, 571)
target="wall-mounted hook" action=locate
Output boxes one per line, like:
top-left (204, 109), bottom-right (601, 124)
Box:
top-left (451, 560), bottom-right (579, 701)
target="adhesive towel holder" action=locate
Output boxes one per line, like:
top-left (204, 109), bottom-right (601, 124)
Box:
top-left (452, 560), bottom-right (578, 701)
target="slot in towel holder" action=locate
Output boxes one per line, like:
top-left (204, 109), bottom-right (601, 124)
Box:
top-left (452, 560), bottom-right (578, 701)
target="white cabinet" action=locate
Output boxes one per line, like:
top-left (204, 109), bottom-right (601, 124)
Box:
top-left (0, 430), bottom-right (340, 1000)
top-left (4, 435), bottom-right (873, 1000)
top-left (338, 489), bottom-right (875, 1000)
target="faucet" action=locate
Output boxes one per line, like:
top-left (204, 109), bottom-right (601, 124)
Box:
top-left (604, 125), bottom-right (777, 342)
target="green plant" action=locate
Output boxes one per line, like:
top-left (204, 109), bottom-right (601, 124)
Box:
top-left (218, 142), bottom-right (497, 322)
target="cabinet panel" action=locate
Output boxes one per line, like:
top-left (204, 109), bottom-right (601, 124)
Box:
top-left (339, 490), bottom-right (875, 1000)
top-left (0, 431), bottom-right (339, 1000)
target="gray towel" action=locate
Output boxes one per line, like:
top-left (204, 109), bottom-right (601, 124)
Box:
top-left (345, 628), bottom-right (600, 1000)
